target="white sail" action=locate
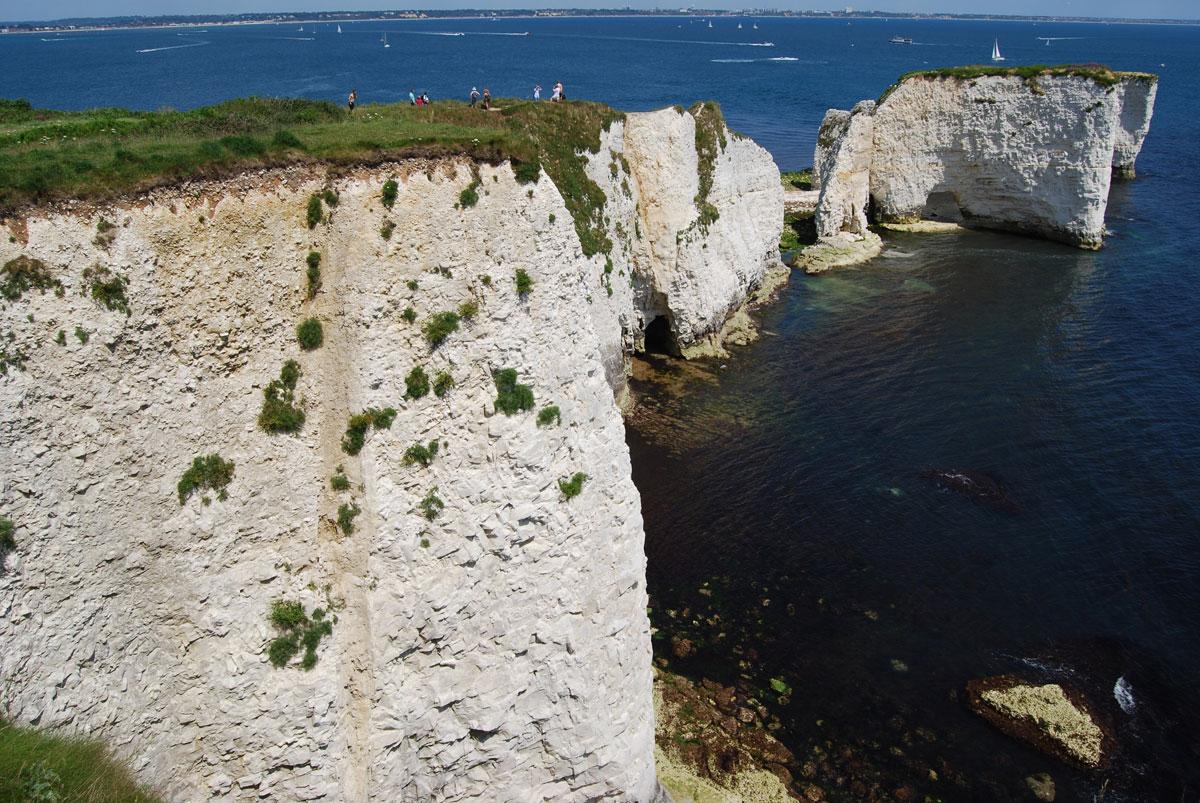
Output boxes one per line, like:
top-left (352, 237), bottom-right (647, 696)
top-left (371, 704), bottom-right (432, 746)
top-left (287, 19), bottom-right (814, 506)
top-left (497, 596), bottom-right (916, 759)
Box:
top-left (337, 25), bottom-right (342, 33)
top-left (992, 39), bottom-right (1005, 61)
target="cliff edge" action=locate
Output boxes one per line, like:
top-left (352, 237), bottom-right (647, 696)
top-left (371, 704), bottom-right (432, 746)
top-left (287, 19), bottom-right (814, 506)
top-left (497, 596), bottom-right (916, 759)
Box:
top-left (808, 65), bottom-right (1157, 265)
top-left (0, 102), bottom-right (780, 801)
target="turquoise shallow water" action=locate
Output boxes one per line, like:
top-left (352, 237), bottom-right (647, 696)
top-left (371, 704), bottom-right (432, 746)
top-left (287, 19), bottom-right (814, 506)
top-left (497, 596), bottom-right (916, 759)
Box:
top-left (4, 15), bottom-right (1200, 801)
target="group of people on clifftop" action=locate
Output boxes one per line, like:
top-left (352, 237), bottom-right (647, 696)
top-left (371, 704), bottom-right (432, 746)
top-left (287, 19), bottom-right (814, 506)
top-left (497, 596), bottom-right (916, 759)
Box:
top-left (346, 81), bottom-right (565, 113)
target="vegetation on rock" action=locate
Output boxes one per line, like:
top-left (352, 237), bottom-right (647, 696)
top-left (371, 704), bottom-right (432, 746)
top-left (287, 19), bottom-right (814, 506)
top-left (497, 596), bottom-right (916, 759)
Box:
top-left (258, 359), bottom-right (305, 433)
top-left (2, 256), bottom-right (62, 301)
top-left (337, 502), bottom-right (361, 535)
top-left (558, 472), bottom-right (588, 500)
top-left (879, 63), bottom-right (1157, 103)
top-left (537, 404), bottom-right (561, 427)
top-left (514, 268), bottom-right (533, 297)
top-left (341, 407), bottom-right (397, 455)
top-left (418, 487), bottom-right (445, 520)
top-left (82, 265), bottom-right (130, 315)
top-left (381, 178), bottom-right (398, 208)
top-left (403, 440), bottom-right (440, 468)
top-left (305, 251), bottom-right (321, 299)
top-left (423, 311), bottom-right (460, 348)
top-left (330, 465), bottom-right (351, 491)
top-left (177, 453), bottom-right (235, 505)
top-left (493, 368), bottom-right (534, 415)
top-left (405, 365), bottom-right (430, 399)
top-left (266, 599), bottom-right (333, 670)
top-left (689, 101), bottom-right (726, 228)
top-left (296, 316), bottom-right (323, 350)
top-left (0, 516), bottom-right (14, 568)
top-left (457, 300), bottom-right (478, 320)
top-left (305, 193), bottom-right (323, 228)
top-left (433, 370), bottom-right (454, 398)
top-left (458, 177), bottom-right (482, 208)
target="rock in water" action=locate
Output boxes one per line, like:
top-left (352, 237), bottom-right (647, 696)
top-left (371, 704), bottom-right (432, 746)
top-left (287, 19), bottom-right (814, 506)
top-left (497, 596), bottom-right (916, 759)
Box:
top-left (922, 469), bottom-right (1019, 512)
top-left (966, 676), bottom-right (1114, 769)
top-left (1026, 772), bottom-right (1056, 802)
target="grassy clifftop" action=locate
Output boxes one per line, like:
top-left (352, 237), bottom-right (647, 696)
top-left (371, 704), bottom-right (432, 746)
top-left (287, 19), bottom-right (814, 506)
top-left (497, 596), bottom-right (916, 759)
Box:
top-left (879, 63), bottom-right (1157, 102)
top-left (0, 96), bottom-right (627, 254)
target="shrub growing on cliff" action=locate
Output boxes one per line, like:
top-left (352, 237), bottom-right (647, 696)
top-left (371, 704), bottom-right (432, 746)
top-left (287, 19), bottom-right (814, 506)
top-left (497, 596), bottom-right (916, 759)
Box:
top-left (82, 265), bottom-right (130, 315)
top-left (433, 371), bottom-right (455, 398)
top-left (0, 517), bottom-right (14, 568)
top-left (380, 220), bottom-right (395, 240)
top-left (457, 300), bottom-right (478, 320)
top-left (458, 178), bottom-right (481, 209)
top-left (73, 326), bottom-right (89, 345)
top-left (266, 599), bottom-right (333, 670)
top-left (381, 178), bottom-right (398, 209)
top-left (341, 407), bottom-right (397, 455)
top-left (330, 465), bottom-right (351, 491)
top-left (258, 360), bottom-right (305, 433)
top-left (296, 316), bottom-right (324, 350)
top-left (305, 251), bottom-right (322, 299)
top-left (514, 159), bottom-right (541, 184)
top-left (418, 487), bottom-right (444, 520)
top-left (401, 306), bottom-right (417, 324)
top-left (558, 472), bottom-right (588, 500)
top-left (403, 440), bottom-right (440, 468)
top-left (423, 311), bottom-right (460, 348)
top-left (305, 194), bottom-right (323, 229)
top-left (405, 365), bottom-right (430, 399)
top-left (493, 368), bottom-right (534, 415)
top-left (337, 502), bottom-right (361, 535)
top-left (537, 405), bottom-right (561, 427)
top-left (514, 268), bottom-right (533, 297)
top-left (177, 454), bottom-right (235, 505)
top-left (2, 256), bottom-right (63, 301)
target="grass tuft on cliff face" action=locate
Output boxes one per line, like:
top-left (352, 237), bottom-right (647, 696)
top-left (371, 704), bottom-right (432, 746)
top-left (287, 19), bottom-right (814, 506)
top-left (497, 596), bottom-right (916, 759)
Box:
top-left (177, 453), bottom-right (235, 505)
top-left (0, 718), bottom-right (162, 803)
top-left (0, 97), bottom-right (624, 257)
top-left (689, 101), bottom-right (726, 228)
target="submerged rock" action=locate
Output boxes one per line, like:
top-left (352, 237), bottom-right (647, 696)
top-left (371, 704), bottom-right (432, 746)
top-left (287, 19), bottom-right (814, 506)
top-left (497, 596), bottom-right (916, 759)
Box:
top-left (1025, 772), bottom-right (1056, 802)
top-left (966, 676), bottom-right (1114, 769)
top-left (922, 468), bottom-right (1019, 513)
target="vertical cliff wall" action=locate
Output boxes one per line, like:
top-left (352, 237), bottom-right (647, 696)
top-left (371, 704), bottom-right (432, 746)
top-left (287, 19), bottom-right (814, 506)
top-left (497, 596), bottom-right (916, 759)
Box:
top-left (811, 68), bottom-right (1157, 252)
top-left (0, 107), bottom-right (781, 802)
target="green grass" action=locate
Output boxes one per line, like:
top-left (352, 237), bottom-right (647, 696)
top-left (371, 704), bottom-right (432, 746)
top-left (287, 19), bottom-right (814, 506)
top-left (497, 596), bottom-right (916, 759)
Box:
top-left (458, 176), bottom-right (482, 208)
top-left (296, 316), bottom-right (323, 350)
top-left (0, 97), bottom-right (624, 255)
top-left (457, 300), bottom-right (478, 320)
top-left (177, 453), bottom-right (235, 505)
top-left (258, 360), bottom-right (305, 433)
top-left (0, 718), bottom-right (162, 802)
top-left (73, 326), bottom-right (89, 345)
top-left (493, 368), bottom-right (534, 415)
top-left (781, 169), bottom-right (812, 191)
top-left (879, 63), bottom-right (1157, 102)
top-left (401, 306), bottom-right (416, 324)
top-left (423, 311), bottom-right (460, 348)
top-left (305, 193), bottom-right (323, 228)
top-left (558, 472), bottom-right (588, 500)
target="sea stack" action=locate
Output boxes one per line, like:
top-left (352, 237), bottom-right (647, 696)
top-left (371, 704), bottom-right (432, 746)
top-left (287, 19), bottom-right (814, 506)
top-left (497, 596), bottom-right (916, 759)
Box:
top-left (806, 65), bottom-right (1157, 268)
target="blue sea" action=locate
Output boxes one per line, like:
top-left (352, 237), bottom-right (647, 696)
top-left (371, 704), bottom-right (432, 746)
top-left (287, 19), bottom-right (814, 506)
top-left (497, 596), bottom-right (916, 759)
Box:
top-left (4, 15), bottom-right (1199, 801)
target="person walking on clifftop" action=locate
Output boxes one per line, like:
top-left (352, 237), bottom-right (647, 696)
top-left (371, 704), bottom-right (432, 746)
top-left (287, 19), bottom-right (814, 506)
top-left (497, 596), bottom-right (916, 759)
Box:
top-left (533, 83), bottom-right (542, 101)
top-left (347, 88), bottom-right (357, 114)
top-left (469, 87), bottom-right (480, 107)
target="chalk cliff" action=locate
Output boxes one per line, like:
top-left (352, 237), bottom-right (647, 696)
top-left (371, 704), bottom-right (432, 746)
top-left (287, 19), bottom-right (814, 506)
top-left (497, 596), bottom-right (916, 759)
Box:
top-left (0, 107), bottom-right (781, 801)
top-left (810, 67), bottom-right (1157, 258)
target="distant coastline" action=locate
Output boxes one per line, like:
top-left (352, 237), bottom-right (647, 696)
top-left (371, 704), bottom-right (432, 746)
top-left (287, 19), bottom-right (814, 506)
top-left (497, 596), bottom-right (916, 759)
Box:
top-left (3, 8), bottom-right (1199, 35)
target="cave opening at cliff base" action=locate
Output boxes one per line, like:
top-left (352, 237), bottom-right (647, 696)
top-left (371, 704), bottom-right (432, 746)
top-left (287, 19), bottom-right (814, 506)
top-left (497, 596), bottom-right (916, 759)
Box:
top-left (642, 315), bottom-right (680, 357)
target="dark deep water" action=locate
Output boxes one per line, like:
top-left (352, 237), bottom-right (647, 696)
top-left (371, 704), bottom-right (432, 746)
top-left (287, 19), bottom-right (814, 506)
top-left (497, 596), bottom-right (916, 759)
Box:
top-left (4, 14), bottom-right (1200, 802)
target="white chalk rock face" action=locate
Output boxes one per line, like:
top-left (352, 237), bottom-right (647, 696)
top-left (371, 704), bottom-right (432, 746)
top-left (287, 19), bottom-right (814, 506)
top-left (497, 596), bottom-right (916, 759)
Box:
top-left (815, 100), bottom-right (875, 240)
top-left (813, 70), bottom-right (1157, 250)
top-left (622, 107), bottom-right (784, 356)
top-left (0, 106), bottom-right (781, 803)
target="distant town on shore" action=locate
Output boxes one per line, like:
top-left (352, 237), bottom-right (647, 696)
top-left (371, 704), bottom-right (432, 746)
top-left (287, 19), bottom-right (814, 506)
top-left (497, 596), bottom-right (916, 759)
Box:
top-left (2, 7), bottom-right (1197, 33)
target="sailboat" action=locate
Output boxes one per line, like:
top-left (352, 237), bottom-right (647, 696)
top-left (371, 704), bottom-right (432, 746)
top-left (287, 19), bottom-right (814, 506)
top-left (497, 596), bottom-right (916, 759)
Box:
top-left (337, 24), bottom-right (342, 34)
top-left (991, 39), bottom-right (1005, 61)
top-left (382, 33), bottom-right (390, 48)
top-left (737, 22), bottom-right (743, 29)
top-left (753, 22), bottom-right (759, 29)
top-left (707, 21), bottom-right (713, 28)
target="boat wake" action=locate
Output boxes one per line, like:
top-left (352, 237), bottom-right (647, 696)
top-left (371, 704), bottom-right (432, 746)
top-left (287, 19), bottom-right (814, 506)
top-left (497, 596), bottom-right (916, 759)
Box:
top-left (711, 56), bottom-right (810, 64)
top-left (137, 40), bottom-right (211, 53)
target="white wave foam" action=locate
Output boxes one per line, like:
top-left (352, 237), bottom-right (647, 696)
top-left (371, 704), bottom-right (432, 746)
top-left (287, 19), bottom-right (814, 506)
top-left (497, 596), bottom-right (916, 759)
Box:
top-left (768, 56), bottom-right (799, 61)
top-left (711, 59), bottom-right (754, 63)
top-left (1114, 676), bottom-right (1136, 713)
top-left (137, 41), bottom-right (210, 53)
